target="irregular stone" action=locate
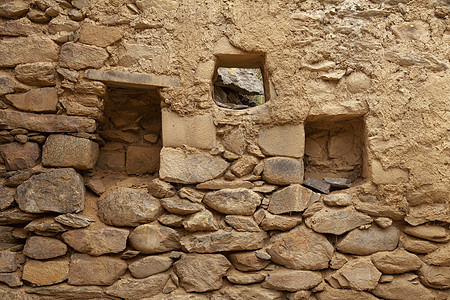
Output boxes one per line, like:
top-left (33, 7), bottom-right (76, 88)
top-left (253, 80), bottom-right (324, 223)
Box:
top-left (405, 202), bottom-right (450, 226)
top-left (423, 242), bottom-right (450, 266)
top-left (210, 284), bottom-right (284, 300)
top-left (374, 217), bottom-right (393, 228)
top-left (0, 36), bottom-right (58, 67)
top-left (229, 251), bottom-right (270, 271)
top-left (24, 217), bottom-right (67, 235)
top-left (330, 252), bottom-right (348, 269)
top-left (27, 9), bottom-right (50, 23)
top-left (303, 178), bottom-right (331, 194)
top-left (258, 210), bottom-right (303, 231)
top-left (159, 213), bottom-right (184, 227)
top-left (268, 184), bottom-right (311, 214)
top-left (0, 110), bottom-right (96, 133)
top-left (372, 273), bottom-right (437, 300)
top-left (230, 155), bottom-right (259, 177)
top-left (178, 187), bottom-right (204, 203)
top-left (262, 270), bottom-right (322, 291)
top-left (225, 215), bottom-right (260, 232)
top-left (129, 256), bottom-right (173, 279)
top-left (227, 269), bottom-right (265, 284)
top-left (417, 264), bottom-right (450, 289)
top-left (345, 72), bottom-right (371, 93)
top-left (0, 18), bottom-right (41, 36)
top-left (402, 235), bottom-right (438, 254)
top-left (62, 227), bottom-right (129, 256)
top-left (105, 273), bottom-right (169, 300)
top-left (159, 148), bottom-right (229, 184)
top-left (0, 226), bottom-right (21, 251)
top-left (27, 285), bottom-right (113, 299)
top-left (323, 193), bottom-right (352, 206)
top-left (183, 210), bottom-right (218, 232)
top-left (5, 87), bottom-right (58, 112)
top-left (161, 196), bottom-right (203, 215)
top-left (174, 254), bottom-right (230, 292)
top-left (129, 223), bottom-right (180, 254)
top-left (97, 187), bottom-right (162, 227)
top-left (68, 254), bottom-right (127, 286)
top-left (23, 236), bottom-right (67, 259)
top-left (0, 2), bottom-right (29, 19)
top-left (15, 168), bottom-right (85, 214)
top-left (0, 252), bottom-right (17, 272)
top-left (78, 23), bottom-right (123, 47)
top-left (196, 179), bottom-right (254, 190)
top-left (0, 142), bottom-right (40, 171)
top-left (371, 249), bottom-right (423, 274)
top-left (42, 135), bottom-right (99, 170)
top-left (0, 186), bottom-right (14, 211)
top-left (0, 74), bottom-right (18, 96)
top-left (355, 201), bottom-right (405, 220)
top-left (14, 62), bottom-right (55, 86)
top-left (181, 230), bottom-right (268, 253)
top-left (203, 188), bottom-right (261, 215)
top-left (216, 67), bottom-right (263, 95)
top-left (323, 177), bottom-right (352, 189)
top-left (221, 127), bottom-right (246, 155)
top-left (403, 224), bottom-right (449, 242)
top-left (0, 208), bottom-right (37, 225)
top-left (263, 157), bottom-right (304, 185)
top-left (85, 179), bottom-right (106, 196)
top-left (337, 225), bottom-right (400, 255)
top-left (258, 124), bottom-right (305, 158)
top-left (253, 184), bottom-right (278, 193)
top-left (316, 285), bottom-right (379, 300)
top-left (54, 213), bottom-right (91, 228)
top-left (306, 206), bottom-right (372, 235)
top-left (148, 178), bottom-right (176, 198)
top-left (126, 144), bottom-right (160, 175)
top-left (267, 225), bottom-right (334, 270)
top-left (0, 271), bottom-right (22, 287)
top-left (59, 42), bottom-right (109, 70)
top-left (335, 259), bottom-right (381, 290)
top-left (23, 258), bottom-right (69, 286)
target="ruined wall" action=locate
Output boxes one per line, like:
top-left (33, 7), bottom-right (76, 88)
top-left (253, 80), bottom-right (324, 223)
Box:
top-left (0, 0), bottom-right (449, 299)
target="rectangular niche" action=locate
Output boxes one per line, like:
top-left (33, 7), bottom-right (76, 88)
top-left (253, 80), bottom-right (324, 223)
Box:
top-left (96, 87), bottom-right (162, 175)
top-left (304, 116), bottom-right (366, 183)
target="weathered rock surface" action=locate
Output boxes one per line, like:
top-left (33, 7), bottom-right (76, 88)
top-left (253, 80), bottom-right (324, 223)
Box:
top-left (129, 223), bottom-right (181, 254)
top-left (405, 202), bottom-right (450, 225)
top-left (24, 217), bottom-right (67, 235)
top-left (263, 157), bottom-right (304, 185)
top-left (23, 236), bottom-right (67, 259)
top-left (0, 2), bottom-right (29, 19)
top-left (0, 36), bottom-right (58, 67)
top-left (216, 67), bottom-right (264, 95)
top-left (27, 284), bottom-right (114, 300)
top-left (0, 208), bottom-right (38, 225)
top-left (203, 188), bottom-right (261, 215)
top-left (22, 258), bottom-right (69, 286)
top-left (0, 142), bottom-right (40, 171)
top-left (268, 184), bottom-right (311, 214)
top-left (258, 124), bottom-right (305, 158)
top-left (256, 209), bottom-right (303, 231)
top-left (316, 285), bottom-right (379, 300)
top-left (372, 273), bottom-right (436, 300)
top-left (0, 226), bottom-right (21, 250)
top-left (147, 178), bottom-right (176, 198)
top-left (267, 225), bottom-right (334, 270)
top-left (181, 230), bottom-right (267, 253)
top-left (0, 186), bottom-right (14, 211)
top-left (230, 155), bottom-right (259, 177)
top-left (371, 249), bottom-right (423, 274)
top-left (323, 193), bottom-right (352, 206)
top-left (0, 271), bottom-right (22, 288)
top-left (62, 227), bottom-right (129, 256)
top-left (159, 148), bottom-right (229, 184)
top-left (334, 259), bottom-right (382, 290)
top-left (128, 256), bottom-right (173, 279)
top-left (196, 178), bottom-right (254, 190)
top-left (417, 264), bottom-right (450, 289)
top-left (423, 242), bottom-right (450, 266)
top-left (224, 215), bottom-right (260, 232)
top-left (126, 144), bottom-right (160, 175)
top-left (174, 254), bottom-right (231, 292)
top-left (306, 206), bottom-right (372, 235)
top-left (178, 187), bottom-right (204, 202)
top-left (97, 187), bottom-right (162, 227)
top-left (105, 273), bottom-right (169, 300)
top-left (302, 178), bottom-right (331, 194)
top-left (337, 225), bottom-right (400, 255)
top-left (15, 168), bottom-right (85, 214)
top-left (229, 251), bottom-right (270, 271)
top-left (14, 62), bottom-right (56, 86)
top-left (59, 42), bottom-right (109, 70)
top-left (54, 213), bottom-right (91, 228)
top-left (183, 210), bottom-right (218, 232)
top-left (159, 213), bottom-right (184, 227)
top-left (42, 135), bottom-right (99, 170)
top-left (68, 254), bottom-right (127, 286)
top-left (0, 252), bottom-right (17, 272)
top-left (78, 23), bottom-right (124, 47)
top-left (5, 87), bottom-right (58, 112)
top-left (355, 201), bottom-right (405, 220)
top-left (403, 224), bottom-right (449, 242)
top-left (210, 284), bottom-right (284, 300)
top-left (226, 269), bottom-right (266, 284)
top-left (262, 270), bottom-right (322, 291)
top-left (402, 235), bottom-right (438, 254)
top-left (161, 196), bottom-right (203, 215)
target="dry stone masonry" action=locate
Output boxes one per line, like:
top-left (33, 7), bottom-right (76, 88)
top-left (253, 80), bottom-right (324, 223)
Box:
top-left (0, 0), bottom-right (449, 299)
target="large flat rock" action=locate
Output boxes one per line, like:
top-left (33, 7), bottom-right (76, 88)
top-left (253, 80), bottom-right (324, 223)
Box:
top-left (263, 157), bottom-right (304, 185)
top-left (268, 184), bottom-right (311, 214)
top-left (129, 223), bottom-right (181, 254)
top-left (22, 258), bottom-right (69, 286)
top-left (0, 36), bottom-right (58, 67)
top-left (5, 87), bottom-right (58, 112)
top-left (105, 273), bottom-right (169, 300)
top-left (59, 42), bottom-right (108, 70)
top-left (258, 124), bottom-right (305, 158)
top-left (0, 142), bottom-right (40, 171)
top-left (203, 188), bottom-right (261, 215)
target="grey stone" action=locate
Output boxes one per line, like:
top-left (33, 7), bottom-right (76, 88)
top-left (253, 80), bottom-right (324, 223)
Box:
top-left (129, 256), bottom-right (173, 279)
top-left (23, 236), bottom-right (67, 259)
top-left (59, 42), bottom-right (109, 70)
top-left (204, 188), bottom-right (261, 215)
top-left (216, 67), bottom-right (264, 95)
top-left (15, 168), bottom-right (85, 214)
top-left (268, 184), bottom-right (311, 214)
top-left (263, 157), bottom-right (304, 185)
top-left (14, 62), bottom-right (56, 86)
top-left (0, 36), bottom-right (58, 67)
top-left (161, 196), bottom-right (203, 215)
top-left (0, 252), bottom-right (17, 272)
top-left (174, 253), bottom-right (231, 292)
top-left (323, 177), bottom-right (352, 189)
top-left (97, 187), bottom-right (162, 227)
top-left (42, 135), bottom-right (99, 170)
top-left (262, 270), bottom-right (322, 291)
top-left (54, 213), bottom-right (91, 228)
top-left (129, 223), bottom-right (181, 254)
top-left (303, 178), bottom-right (331, 194)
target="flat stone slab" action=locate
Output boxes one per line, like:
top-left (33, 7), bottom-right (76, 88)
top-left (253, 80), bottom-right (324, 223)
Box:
top-left (85, 69), bottom-right (180, 88)
top-left (303, 178), bottom-right (331, 194)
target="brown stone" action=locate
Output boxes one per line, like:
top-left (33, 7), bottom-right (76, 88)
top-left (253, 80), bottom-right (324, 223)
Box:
top-left (181, 230), bottom-right (268, 253)
top-left (0, 142), bottom-right (40, 171)
top-left (0, 18), bottom-right (40, 36)
top-left (26, 284), bottom-right (113, 299)
top-left (129, 223), bottom-right (181, 254)
top-left (183, 210), bottom-right (218, 232)
top-left (423, 242), bottom-right (450, 266)
top-left (230, 155), bottom-right (259, 177)
top-left (178, 187), bottom-right (204, 203)
top-left (222, 127), bottom-right (246, 155)
top-left (316, 285), bottom-right (379, 300)
top-left (258, 124), bottom-right (305, 158)
top-left (68, 254), bottom-right (127, 286)
top-left (0, 186), bottom-right (14, 211)
top-left (5, 87), bottom-right (58, 112)
top-left (417, 264), bottom-right (450, 289)
top-left (23, 236), bottom-right (67, 259)
top-left (0, 208), bottom-right (37, 226)
top-left (62, 227), bottom-right (129, 256)
top-left (126, 144), bottom-right (160, 175)
top-left (403, 224), bottom-right (449, 242)
top-left (372, 273), bottom-right (437, 300)
top-left (262, 270), bottom-right (322, 291)
top-left (54, 213), bottom-right (91, 228)
top-left (0, 252), bottom-right (17, 272)
top-left (0, 36), bottom-right (58, 67)
top-left (105, 273), bottom-right (169, 300)
top-left (78, 23), bottom-right (123, 47)
top-left (263, 157), bottom-right (304, 185)
top-left (0, 2), bottom-right (29, 19)
top-left (354, 201), bottom-right (405, 220)
top-left (402, 235), bottom-right (438, 254)
top-left (24, 217), bottom-right (67, 236)
top-left (267, 225), bottom-right (334, 270)
top-left (129, 256), bottom-right (173, 279)
top-left (196, 178), bottom-right (254, 190)
top-left (148, 178), bottom-right (176, 198)
top-left (371, 249), bottom-right (423, 274)
top-left (226, 269), bottom-right (266, 284)
top-left (59, 42), bottom-right (109, 70)
top-left (27, 9), bottom-right (50, 23)
top-left (97, 151), bottom-right (125, 172)
top-left (204, 188), bottom-right (261, 215)
top-left (323, 193), bottom-right (352, 206)
top-left (22, 258), bottom-right (69, 286)
top-left (229, 251), bottom-right (271, 271)
top-left (98, 187), bottom-right (163, 227)
top-left (225, 215), bottom-right (261, 232)
top-left (334, 258), bottom-right (382, 290)
top-left (405, 202), bottom-right (450, 226)
top-left (0, 226), bottom-right (21, 251)
top-left (0, 271), bottom-right (22, 287)
top-left (161, 196), bottom-right (203, 215)
top-left (14, 62), bottom-right (56, 86)
top-left (258, 209), bottom-right (303, 231)
top-left (268, 184), bottom-right (311, 214)
top-left (159, 213), bottom-right (185, 227)
top-left (15, 168), bottom-right (85, 214)
top-left (211, 284), bottom-right (284, 300)
top-left (174, 254), bottom-right (231, 292)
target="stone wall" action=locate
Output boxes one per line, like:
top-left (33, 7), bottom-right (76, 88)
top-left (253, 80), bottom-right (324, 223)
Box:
top-left (0, 0), bottom-right (449, 299)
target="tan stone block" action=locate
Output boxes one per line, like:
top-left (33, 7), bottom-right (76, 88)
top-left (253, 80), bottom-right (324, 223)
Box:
top-left (78, 23), bottom-right (123, 47)
top-left (258, 124), bottom-right (304, 158)
top-left (162, 109), bottom-right (216, 149)
top-left (0, 36), bottom-right (58, 67)
top-left (5, 87), bottom-right (58, 112)
top-left (22, 258), bottom-right (69, 286)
